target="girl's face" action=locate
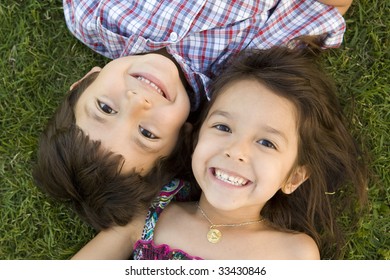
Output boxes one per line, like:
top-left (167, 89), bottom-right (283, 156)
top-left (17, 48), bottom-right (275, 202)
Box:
top-left (75, 54), bottom-right (190, 175)
top-left (192, 79), bottom-right (307, 213)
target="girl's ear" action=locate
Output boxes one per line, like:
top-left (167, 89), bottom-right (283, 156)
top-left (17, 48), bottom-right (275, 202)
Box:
top-left (282, 165), bottom-right (309, 194)
top-left (70, 66), bottom-right (102, 90)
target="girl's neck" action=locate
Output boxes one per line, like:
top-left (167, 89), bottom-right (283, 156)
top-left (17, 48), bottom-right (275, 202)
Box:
top-left (197, 194), bottom-right (264, 226)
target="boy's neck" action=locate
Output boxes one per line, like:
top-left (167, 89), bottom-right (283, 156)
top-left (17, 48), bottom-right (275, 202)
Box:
top-left (152, 48), bottom-right (189, 90)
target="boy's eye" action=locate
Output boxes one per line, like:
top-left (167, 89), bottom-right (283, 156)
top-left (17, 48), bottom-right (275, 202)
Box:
top-left (97, 100), bottom-right (117, 114)
top-left (213, 124), bottom-right (231, 133)
top-left (258, 139), bottom-right (276, 149)
top-left (139, 126), bottom-right (158, 139)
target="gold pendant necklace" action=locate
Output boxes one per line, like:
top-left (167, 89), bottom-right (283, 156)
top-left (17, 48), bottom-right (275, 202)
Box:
top-left (197, 203), bottom-right (264, 244)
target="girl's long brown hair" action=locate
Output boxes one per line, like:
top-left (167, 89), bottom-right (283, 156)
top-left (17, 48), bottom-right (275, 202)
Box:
top-left (193, 45), bottom-right (367, 259)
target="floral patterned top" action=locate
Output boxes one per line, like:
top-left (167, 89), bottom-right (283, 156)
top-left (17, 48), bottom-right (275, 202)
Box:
top-left (132, 179), bottom-right (202, 260)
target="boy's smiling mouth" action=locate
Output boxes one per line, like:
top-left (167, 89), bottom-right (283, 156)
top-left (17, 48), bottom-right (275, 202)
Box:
top-left (134, 75), bottom-right (169, 100)
top-left (212, 168), bottom-right (250, 186)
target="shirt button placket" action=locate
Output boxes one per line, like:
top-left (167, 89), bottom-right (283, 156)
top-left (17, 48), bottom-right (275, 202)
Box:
top-left (169, 32), bottom-right (178, 42)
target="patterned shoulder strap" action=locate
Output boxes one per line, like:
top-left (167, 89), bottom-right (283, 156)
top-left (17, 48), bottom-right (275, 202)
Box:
top-left (140, 179), bottom-right (187, 241)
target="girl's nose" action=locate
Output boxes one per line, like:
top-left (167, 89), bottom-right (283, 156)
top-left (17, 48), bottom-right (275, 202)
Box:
top-left (224, 139), bottom-right (249, 163)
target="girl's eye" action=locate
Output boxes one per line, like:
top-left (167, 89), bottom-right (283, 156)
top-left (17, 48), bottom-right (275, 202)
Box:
top-left (258, 139), bottom-right (276, 149)
top-left (139, 126), bottom-right (158, 139)
top-left (213, 124), bottom-right (231, 133)
top-left (97, 100), bottom-right (117, 114)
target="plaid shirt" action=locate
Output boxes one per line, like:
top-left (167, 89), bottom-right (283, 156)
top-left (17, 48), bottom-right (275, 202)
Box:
top-left (64, 0), bottom-right (346, 109)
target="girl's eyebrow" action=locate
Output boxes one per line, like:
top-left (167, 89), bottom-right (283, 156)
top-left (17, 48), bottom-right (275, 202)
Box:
top-left (210, 109), bottom-right (289, 144)
top-left (208, 109), bottom-right (231, 119)
top-left (262, 125), bottom-right (288, 144)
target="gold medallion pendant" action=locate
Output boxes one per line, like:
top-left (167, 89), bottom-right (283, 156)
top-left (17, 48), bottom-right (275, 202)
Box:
top-left (197, 202), bottom-right (263, 244)
top-left (207, 228), bottom-right (222, 244)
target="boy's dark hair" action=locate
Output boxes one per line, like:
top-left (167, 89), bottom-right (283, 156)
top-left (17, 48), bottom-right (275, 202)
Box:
top-left (33, 72), bottom-right (192, 230)
top-left (194, 45), bottom-right (368, 259)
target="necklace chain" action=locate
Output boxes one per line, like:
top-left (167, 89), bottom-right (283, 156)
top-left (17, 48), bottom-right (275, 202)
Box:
top-left (197, 203), bottom-right (263, 227)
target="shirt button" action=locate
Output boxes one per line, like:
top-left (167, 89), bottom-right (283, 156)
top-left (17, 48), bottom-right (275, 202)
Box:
top-left (169, 32), bottom-right (178, 42)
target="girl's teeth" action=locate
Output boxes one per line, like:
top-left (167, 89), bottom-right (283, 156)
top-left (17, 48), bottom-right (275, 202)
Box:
top-left (215, 169), bottom-right (248, 186)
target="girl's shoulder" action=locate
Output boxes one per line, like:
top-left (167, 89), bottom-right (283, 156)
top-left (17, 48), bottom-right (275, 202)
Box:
top-left (155, 201), bottom-right (196, 231)
top-left (282, 231), bottom-right (320, 260)
top-left (250, 226), bottom-right (320, 260)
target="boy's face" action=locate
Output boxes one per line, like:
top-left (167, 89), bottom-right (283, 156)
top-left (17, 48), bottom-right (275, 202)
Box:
top-left (75, 54), bottom-right (190, 175)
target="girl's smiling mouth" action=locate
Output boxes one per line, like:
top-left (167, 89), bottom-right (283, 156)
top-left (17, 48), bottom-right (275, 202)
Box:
top-left (211, 168), bottom-right (251, 187)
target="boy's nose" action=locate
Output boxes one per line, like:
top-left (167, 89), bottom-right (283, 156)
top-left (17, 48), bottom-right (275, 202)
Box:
top-left (127, 90), bottom-right (152, 110)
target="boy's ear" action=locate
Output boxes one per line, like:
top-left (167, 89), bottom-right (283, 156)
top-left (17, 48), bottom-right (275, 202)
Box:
top-left (183, 122), bottom-right (193, 135)
top-left (70, 66), bottom-right (102, 90)
top-left (182, 122), bottom-right (193, 146)
top-left (282, 165), bottom-right (309, 194)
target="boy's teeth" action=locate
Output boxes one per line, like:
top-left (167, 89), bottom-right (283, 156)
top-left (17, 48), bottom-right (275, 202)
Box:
top-left (137, 76), bottom-right (164, 96)
top-left (215, 169), bottom-right (248, 186)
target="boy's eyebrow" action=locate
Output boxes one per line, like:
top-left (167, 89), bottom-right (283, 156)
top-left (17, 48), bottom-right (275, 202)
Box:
top-left (83, 103), bottom-right (159, 153)
top-left (133, 137), bottom-right (159, 154)
top-left (85, 105), bottom-right (106, 123)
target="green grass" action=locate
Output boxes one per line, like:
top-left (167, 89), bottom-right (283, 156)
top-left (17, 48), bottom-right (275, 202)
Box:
top-left (0, 0), bottom-right (388, 259)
